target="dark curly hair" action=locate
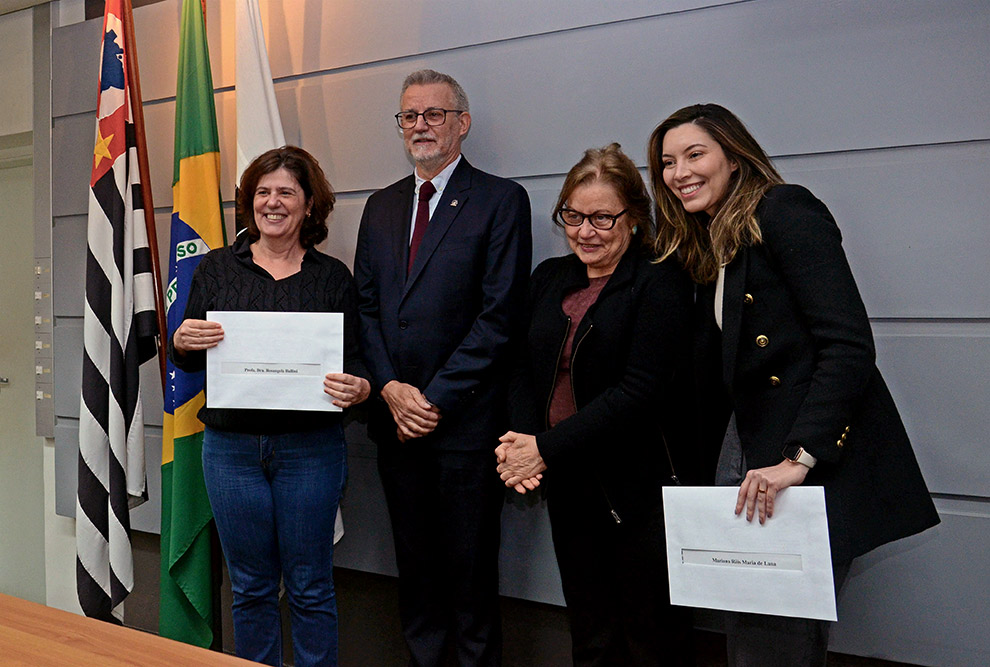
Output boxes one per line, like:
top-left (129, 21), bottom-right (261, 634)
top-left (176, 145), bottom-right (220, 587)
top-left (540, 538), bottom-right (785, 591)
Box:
top-left (237, 146), bottom-right (335, 248)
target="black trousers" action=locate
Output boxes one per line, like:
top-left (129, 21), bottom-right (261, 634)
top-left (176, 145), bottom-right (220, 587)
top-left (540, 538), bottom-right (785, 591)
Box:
top-left (378, 441), bottom-right (505, 667)
top-left (547, 477), bottom-right (693, 667)
top-left (723, 562), bottom-right (851, 667)
top-left (717, 414), bottom-right (853, 666)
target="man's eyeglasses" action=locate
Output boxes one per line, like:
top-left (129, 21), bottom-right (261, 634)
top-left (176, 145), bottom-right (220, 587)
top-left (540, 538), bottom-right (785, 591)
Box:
top-left (554, 208), bottom-right (628, 230)
top-left (395, 108), bottom-right (465, 129)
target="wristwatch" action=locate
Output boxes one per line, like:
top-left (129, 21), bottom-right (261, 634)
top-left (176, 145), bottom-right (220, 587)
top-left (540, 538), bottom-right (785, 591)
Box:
top-left (782, 444), bottom-right (817, 469)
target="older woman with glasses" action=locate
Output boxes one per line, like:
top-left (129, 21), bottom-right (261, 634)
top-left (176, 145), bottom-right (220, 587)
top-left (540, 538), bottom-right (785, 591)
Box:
top-left (496, 143), bottom-right (698, 665)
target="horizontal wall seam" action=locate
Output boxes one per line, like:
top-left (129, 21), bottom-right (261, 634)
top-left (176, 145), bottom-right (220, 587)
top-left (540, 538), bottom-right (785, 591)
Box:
top-left (59, 0), bottom-right (756, 110)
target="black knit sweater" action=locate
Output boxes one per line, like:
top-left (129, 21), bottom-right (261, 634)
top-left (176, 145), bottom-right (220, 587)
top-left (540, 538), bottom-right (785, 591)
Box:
top-left (169, 234), bottom-right (368, 434)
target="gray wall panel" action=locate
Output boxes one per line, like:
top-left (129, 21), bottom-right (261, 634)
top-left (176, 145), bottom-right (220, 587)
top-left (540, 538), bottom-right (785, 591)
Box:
top-left (332, 422), bottom-right (398, 576)
top-left (873, 324), bottom-right (990, 499)
top-left (53, 421), bottom-right (75, 518)
top-left (50, 17), bottom-right (99, 118)
top-left (51, 112), bottom-right (93, 217)
top-left (831, 500), bottom-right (990, 666)
top-left (260, 0), bottom-right (736, 83)
top-left (499, 493), bottom-right (564, 605)
top-left (51, 214), bottom-right (85, 315)
top-left (55, 420), bottom-right (163, 533)
top-left (54, 210), bottom-right (186, 319)
top-left (52, 318), bottom-right (81, 418)
top-left (516, 175), bottom-right (572, 268)
top-left (53, 317), bottom-right (164, 427)
top-left (54, 1), bottom-right (990, 208)
top-left (321, 193), bottom-right (366, 272)
top-left (776, 142), bottom-right (990, 319)
top-left (53, 0), bottom-right (738, 116)
top-left (256, 1), bottom-right (989, 192)
top-left (291, 0), bottom-right (987, 184)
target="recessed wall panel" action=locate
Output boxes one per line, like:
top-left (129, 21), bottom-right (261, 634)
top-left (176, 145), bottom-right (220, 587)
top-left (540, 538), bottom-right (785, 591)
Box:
top-left (53, 0), bottom-right (739, 116)
top-left (51, 113), bottom-right (94, 218)
top-left (53, 320), bottom-right (164, 430)
top-left (54, 420), bottom-right (163, 533)
top-left (874, 325), bottom-right (990, 498)
top-left (52, 214), bottom-right (86, 316)
top-left (831, 503), bottom-right (990, 666)
top-left (776, 142), bottom-right (990, 319)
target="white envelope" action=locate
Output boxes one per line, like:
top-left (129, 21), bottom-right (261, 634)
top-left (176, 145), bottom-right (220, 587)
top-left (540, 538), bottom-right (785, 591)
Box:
top-left (663, 486), bottom-right (836, 621)
top-left (206, 311), bottom-right (344, 412)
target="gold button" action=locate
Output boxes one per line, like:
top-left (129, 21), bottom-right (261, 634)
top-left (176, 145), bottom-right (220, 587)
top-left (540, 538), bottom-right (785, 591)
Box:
top-left (844, 426), bottom-right (851, 434)
top-left (836, 440), bottom-right (844, 448)
top-left (840, 433), bottom-right (847, 441)
top-left (756, 335), bottom-right (769, 347)
top-left (743, 293), bottom-right (754, 305)
top-left (769, 376), bottom-right (781, 387)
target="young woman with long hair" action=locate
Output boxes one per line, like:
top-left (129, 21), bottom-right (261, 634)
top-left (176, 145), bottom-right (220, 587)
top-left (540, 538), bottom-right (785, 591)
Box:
top-left (647, 104), bottom-right (938, 666)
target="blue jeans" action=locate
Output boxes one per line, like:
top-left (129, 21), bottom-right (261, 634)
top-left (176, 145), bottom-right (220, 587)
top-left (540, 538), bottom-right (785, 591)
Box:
top-left (203, 423), bottom-right (346, 667)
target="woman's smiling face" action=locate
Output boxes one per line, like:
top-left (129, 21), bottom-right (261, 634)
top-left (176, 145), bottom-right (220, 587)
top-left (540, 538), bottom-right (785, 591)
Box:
top-left (661, 122), bottom-right (738, 217)
top-left (253, 167), bottom-right (311, 244)
top-left (563, 180), bottom-right (632, 278)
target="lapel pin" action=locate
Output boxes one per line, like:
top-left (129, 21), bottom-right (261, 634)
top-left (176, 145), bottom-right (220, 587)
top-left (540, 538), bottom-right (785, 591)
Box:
top-left (450, 199), bottom-right (458, 207)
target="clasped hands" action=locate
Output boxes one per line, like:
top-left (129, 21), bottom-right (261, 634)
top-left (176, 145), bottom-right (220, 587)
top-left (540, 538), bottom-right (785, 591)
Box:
top-left (381, 380), bottom-right (441, 442)
top-left (488, 427), bottom-right (809, 508)
top-left (495, 431), bottom-right (546, 495)
top-left (173, 318), bottom-right (370, 408)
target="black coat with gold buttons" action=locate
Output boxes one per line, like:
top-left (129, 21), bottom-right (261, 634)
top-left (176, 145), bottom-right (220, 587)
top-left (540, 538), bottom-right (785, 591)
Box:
top-left (703, 184), bottom-right (939, 563)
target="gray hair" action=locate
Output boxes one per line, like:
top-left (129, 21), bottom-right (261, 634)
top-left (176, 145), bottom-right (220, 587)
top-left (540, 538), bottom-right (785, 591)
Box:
top-left (400, 69), bottom-right (470, 112)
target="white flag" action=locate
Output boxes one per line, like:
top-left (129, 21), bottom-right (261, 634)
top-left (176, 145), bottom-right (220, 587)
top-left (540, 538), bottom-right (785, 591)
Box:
top-left (235, 0), bottom-right (285, 179)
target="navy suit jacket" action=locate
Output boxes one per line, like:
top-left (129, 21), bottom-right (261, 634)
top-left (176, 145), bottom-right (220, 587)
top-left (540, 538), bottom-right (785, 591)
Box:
top-left (354, 157), bottom-right (532, 450)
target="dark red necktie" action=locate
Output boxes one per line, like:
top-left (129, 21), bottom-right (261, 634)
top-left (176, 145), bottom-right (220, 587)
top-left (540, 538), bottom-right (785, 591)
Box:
top-left (408, 180), bottom-right (436, 274)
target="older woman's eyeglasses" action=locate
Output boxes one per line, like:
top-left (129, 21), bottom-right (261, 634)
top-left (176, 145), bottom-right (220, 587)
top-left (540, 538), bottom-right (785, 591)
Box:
top-left (395, 108), bottom-right (464, 129)
top-left (554, 208), bottom-right (628, 230)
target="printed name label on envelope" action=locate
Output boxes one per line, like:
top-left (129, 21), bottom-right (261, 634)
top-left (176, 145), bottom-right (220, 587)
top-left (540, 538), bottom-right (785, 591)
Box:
top-left (221, 362), bottom-right (323, 376)
top-left (207, 311), bottom-right (344, 412)
top-left (682, 549), bottom-right (803, 571)
top-left (662, 486), bottom-right (836, 620)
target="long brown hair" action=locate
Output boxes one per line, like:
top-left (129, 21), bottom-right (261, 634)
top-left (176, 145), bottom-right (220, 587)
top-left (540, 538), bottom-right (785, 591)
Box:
top-left (647, 104), bottom-right (782, 283)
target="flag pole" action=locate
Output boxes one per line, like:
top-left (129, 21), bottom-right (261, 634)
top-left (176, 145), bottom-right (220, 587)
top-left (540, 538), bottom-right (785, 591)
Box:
top-left (121, 0), bottom-right (167, 393)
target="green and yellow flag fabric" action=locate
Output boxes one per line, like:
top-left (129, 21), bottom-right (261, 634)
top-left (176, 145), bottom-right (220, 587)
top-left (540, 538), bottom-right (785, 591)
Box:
top-left (160, 0), bottom-right (225, 647)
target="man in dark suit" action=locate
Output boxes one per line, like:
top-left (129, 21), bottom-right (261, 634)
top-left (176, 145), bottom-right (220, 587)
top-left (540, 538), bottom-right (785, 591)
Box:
top-left (354, 69), bottom-right (532, 666)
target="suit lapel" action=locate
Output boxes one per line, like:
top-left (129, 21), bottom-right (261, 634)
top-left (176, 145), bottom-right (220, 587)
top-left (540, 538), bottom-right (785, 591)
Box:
top-left (389, 176), bottom-right (416, 276)
top-left (721, 248), bottom-right (748, 392)
top-left (403, 158), bottom-right (473, 295)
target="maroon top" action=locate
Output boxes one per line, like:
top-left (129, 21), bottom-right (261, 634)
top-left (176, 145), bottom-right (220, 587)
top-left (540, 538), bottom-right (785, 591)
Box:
top-left (548, 275), bottom-right (610, 427)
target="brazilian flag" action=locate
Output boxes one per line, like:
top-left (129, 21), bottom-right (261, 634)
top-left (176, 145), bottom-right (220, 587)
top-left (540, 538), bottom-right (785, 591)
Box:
top-left (160, 0), bottom-right (225, 647)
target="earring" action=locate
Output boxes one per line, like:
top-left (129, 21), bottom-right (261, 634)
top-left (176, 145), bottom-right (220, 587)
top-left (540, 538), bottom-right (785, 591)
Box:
top-left (632, 225), bottom-right (639, 235)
